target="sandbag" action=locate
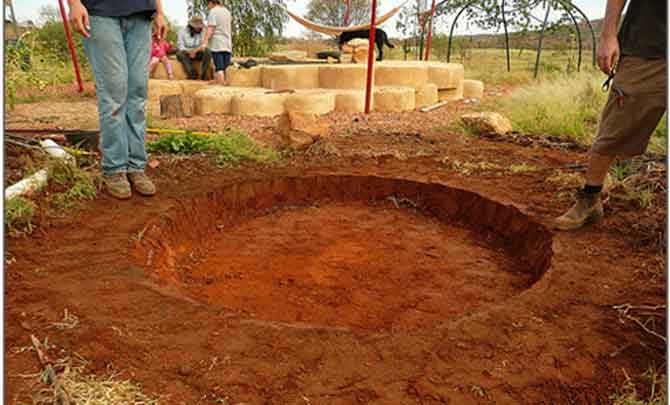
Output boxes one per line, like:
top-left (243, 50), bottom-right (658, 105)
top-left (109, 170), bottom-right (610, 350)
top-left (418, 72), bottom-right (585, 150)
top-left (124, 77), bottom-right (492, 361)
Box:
top-left (373, 86), bottom-right (416, 112)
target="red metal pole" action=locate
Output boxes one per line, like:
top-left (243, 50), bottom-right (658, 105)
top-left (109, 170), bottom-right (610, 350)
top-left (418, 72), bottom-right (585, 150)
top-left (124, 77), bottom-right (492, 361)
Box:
top-left (57, 0), bottom-right (84, 93)
top-left (364, 0), bottom-right (378, 114)
top-left (424, 0), bottom-right (437, 61)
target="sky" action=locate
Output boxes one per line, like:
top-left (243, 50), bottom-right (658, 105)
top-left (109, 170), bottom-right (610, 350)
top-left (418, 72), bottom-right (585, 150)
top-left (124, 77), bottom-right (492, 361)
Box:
top-left (11, 0), bottom-right (606, 38)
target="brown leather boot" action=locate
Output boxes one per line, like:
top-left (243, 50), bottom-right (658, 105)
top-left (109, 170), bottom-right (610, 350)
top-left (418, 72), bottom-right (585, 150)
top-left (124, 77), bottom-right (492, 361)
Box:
top-left (128, 172), bottom-right (156, 196)
top-left (103, 173), bottom-right (131, 200)
top-left (555, 190), bottom-right (604, 231)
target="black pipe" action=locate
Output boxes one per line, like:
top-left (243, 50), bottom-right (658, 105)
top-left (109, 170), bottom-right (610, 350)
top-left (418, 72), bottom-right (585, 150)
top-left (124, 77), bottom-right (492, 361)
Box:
top-left (447, 0), bottom-right (478, 62)
top-left (501, 0), bottom-right (511, 72)
top-left (561, 0), bottom-right (597, 66)
top-left (534, 0), bottom-right (552, 79)
top-left (558, 0), bottom-right (583, 72)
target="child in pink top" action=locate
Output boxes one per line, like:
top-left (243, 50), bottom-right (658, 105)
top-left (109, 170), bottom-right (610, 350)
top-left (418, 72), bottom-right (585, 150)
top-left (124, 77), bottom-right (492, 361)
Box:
top-left (149, 33), bottom-right (174, 79)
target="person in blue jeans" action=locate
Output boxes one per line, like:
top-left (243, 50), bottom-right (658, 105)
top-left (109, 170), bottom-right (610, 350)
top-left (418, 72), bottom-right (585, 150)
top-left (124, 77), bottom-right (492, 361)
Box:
top-left (68, 0), bottom-right (167, 199)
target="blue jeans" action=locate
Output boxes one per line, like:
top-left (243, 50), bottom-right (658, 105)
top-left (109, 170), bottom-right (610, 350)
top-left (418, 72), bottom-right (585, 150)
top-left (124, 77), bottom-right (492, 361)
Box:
top-left (83, 15), bottom-right (151, 176)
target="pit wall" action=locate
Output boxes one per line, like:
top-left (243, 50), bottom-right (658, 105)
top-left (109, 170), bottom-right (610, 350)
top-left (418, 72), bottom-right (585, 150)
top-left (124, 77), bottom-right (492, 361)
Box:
top-left (134, 176), bottom-right (553, 287)
top-left (147, 62), bottom-right (466, 117)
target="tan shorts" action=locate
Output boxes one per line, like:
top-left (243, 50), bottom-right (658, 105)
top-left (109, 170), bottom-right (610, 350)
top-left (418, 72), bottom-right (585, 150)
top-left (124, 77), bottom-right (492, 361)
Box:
top-left (591, 56), bottom-right (667, 157)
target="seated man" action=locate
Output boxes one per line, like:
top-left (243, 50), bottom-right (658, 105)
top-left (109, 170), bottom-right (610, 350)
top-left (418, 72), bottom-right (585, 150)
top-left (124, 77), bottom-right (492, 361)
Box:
top-left (176, 16), bottom-right (212, 80)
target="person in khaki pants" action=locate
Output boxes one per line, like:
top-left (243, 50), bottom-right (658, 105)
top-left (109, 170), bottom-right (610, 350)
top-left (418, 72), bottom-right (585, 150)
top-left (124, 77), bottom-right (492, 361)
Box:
top-left (555, 0), bottom-right (667, 230)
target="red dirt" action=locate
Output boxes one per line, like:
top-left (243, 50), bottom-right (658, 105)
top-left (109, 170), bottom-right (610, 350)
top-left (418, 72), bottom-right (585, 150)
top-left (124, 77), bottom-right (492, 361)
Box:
top-left (5, 101), bottom-right (666, 404)
top-left (135, 179), bottom-right (549, 331)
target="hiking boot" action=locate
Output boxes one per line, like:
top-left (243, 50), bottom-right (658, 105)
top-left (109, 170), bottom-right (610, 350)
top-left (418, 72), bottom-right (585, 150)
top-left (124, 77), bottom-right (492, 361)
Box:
top-left (103, 173), bottom-right (131, 200)
top-left (127, 172), bottom-right (156, 196)
top-left (555, 190), bottom-right (604, 231)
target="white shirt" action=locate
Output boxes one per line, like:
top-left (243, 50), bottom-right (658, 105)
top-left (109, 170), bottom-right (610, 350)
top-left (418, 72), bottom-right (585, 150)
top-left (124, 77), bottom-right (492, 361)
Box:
top-left (177, 27), bottom-right (204, 51)
top-left (207, 6), bottom-right (232, 53)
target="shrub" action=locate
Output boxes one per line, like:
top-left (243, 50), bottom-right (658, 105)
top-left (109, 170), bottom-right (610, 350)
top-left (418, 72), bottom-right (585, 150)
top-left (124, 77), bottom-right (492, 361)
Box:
top-left (147, 130), bottom-right (279, 165)
top-left (499, 73), bottom-right (607, 144)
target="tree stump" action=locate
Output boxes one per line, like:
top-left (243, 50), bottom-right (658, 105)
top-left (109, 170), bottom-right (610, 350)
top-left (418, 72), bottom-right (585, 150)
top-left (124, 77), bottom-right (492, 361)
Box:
top-left (160, 95), bottom-right (194, 119)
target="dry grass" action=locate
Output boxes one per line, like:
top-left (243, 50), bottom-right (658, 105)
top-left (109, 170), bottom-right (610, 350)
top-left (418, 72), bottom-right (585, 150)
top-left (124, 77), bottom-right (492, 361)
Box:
top-left (545, 171), bottom-right (585, 190)
top-left (34, 364), bottom-right (161, 405)
top-left (610, 367), bottom-right (666, 405)
top-left (508, 163), bottom-right (538, 174)
top-left (498, 72), bottom-right (606, 144)
top-left (26, 335), bottom-right (161, 405)
top-left (49, 309), bottom-right (80, 331)
top-left (441, 157), bottom-right (503, 175)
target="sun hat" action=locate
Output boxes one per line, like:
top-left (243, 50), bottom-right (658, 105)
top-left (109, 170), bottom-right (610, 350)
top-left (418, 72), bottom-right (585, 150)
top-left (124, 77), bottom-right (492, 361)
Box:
top-left (188, 16), bottom-right (204, 29)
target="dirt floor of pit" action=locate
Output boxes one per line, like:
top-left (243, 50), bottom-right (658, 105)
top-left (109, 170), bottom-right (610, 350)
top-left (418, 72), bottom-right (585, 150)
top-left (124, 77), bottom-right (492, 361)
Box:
top-left (5, 96), bottom-right (666, 404)
top-left (151, 201), bottom-right (536, 331)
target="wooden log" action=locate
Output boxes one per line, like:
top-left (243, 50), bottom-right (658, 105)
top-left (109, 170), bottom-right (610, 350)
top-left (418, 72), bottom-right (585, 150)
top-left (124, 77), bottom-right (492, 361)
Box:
top-left (420, 100), bottom-right (449, 113)
top-left (160, 94), bottom-right (194, 119)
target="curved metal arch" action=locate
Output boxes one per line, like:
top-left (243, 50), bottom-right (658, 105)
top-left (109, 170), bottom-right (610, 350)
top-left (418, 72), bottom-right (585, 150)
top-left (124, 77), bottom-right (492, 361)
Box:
top-left (447, 0), bottom-right (480, 63)
top-left (560, 2), bottom-right (583, 72)
top-left (534, 0), bottom-right (552, 78)
top-left (439, 0), bottom-right (596, 73)
top-left (556, 0), bottom-right (597, 67)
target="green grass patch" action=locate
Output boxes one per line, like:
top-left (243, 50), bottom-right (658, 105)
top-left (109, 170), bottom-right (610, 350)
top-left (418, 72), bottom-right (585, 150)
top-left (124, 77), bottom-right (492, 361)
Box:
top-left (498, 72), bottom-right (606, 144)
top-left (5, 197), bottom-right (36, 235)
top-left (497, 73), bottom-right (667, 153)
top-left (210, 132), bottom-right (279, 166)
top-left (648, 114), bottom-right (668, 155)
top-left (147, 130), bottom-right (279, 166)
top-left (46, 157), bottom-right (99, 209)
top-left (146, 132), bottom-right (212, 154)
top-left (611, 161), bottom-right (636, 182)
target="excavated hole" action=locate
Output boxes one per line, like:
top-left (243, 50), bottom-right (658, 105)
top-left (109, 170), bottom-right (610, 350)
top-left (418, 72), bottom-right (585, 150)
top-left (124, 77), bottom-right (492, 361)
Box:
top-left (134, 176), bottom-right (553, 330)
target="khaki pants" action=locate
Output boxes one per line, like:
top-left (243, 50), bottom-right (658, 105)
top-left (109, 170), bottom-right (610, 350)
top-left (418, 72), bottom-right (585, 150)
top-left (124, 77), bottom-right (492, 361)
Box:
top-left (592, 56), bottom-right (667, 157)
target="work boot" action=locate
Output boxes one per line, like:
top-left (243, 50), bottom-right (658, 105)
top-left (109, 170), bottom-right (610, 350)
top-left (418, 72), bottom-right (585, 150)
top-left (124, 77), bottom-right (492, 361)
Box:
top-left (554, 190), bottom-right (604, 231)
top-left (128, 172), bottom-right (156, 196)
top-left (103, 173), bottom-right (131, 200)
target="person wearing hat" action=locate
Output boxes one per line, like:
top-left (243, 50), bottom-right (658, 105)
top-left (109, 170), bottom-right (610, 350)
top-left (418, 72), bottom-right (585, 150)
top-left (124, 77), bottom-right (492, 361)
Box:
top-left (176, 15), bottom-right (213, 80)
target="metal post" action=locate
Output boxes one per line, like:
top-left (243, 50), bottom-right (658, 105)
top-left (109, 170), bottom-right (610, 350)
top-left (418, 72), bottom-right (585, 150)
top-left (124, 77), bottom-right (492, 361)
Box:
top-left (418, 16), bottom-right (426, 60)
top-left (558, 0), bottom-right (583, 72)
top-left (534, 1), bottom-right (552, 79)
top-left (501, 0), bottom-right (511, 71)
top-left (343, 0), bottom-right (351, 26)
top-left (7, 0), bottom-right (19, 40)
top-left (447, 1), bottom-right (477, 62)
top-left (58, 0), bottom-right (84, 92)
top-left (424, 0), bottom-right (437, 61)
top-left (364, 0), bottom-right (378, 114)
top-left (560, 0), bottom-right (597, 67)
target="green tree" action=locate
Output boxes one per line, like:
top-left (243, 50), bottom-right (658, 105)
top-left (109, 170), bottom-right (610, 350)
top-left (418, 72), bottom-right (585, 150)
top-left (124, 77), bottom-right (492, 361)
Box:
top-left (396, 0), bottom-right (422, 59)
top-left (306, 0), bottom-right (372, 27)
top-left (37, 4), bottom-right (61, 26)
top-left (32, 21), bottom-right (87, 65)
top-left (187, 0), bottom-right (287, 56)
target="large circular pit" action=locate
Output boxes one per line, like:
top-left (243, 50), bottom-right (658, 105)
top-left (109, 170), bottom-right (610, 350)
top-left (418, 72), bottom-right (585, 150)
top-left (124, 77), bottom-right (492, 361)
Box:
top-left (134, 176), bottom-right (553, 330)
